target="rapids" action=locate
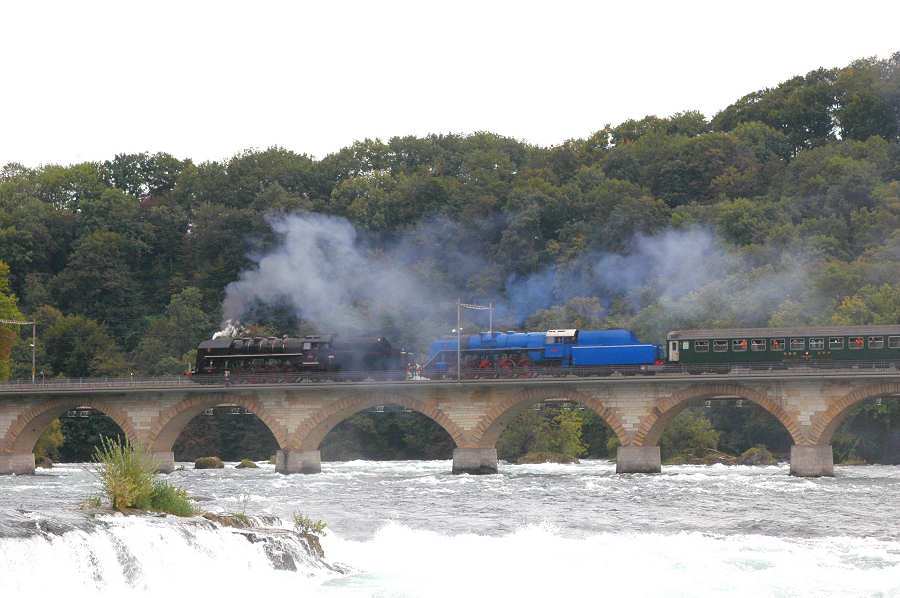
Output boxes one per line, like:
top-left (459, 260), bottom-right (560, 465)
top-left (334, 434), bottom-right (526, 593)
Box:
top-left (1, 460), bottom-right (898, 597)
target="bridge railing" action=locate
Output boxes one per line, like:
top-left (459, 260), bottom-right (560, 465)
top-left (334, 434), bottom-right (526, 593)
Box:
top-left (0, 359), bottom-right (898, 392)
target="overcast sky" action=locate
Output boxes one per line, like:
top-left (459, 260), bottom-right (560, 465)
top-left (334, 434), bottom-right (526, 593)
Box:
top-left (2, 0), bottom-right (897, 168)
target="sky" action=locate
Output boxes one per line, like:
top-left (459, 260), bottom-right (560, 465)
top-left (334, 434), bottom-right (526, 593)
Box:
top-left (2, 0), bottom-right (898, 168)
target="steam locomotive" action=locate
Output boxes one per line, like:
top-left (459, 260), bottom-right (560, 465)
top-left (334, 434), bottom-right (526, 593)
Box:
top-left (190, 334), bottom-right (411, 382)
top-left (424, 329), bottom-right (665, 378)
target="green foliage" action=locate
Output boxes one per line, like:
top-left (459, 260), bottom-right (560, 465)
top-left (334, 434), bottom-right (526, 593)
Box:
top-left (148, 481), bottom-right (194, 517)
top-left (292, 511), bottom-right (327, 537)
top-left (58, 414), bottom-right (125, 462)
top-left (832, 284), bottom-right (900, 324)
top-left (174, 409), bottom-right (279, 462)
top-left (34, 419), bottom-right (64, 461)
top-left (92, 436), bottom-right (155, 512)
top-left (497, 403), bottom-right (587, 462)
top-left (737, 446), bottom-right (777, 466)
top-left (0, 260), bottom-right (24, 380)
top-left (236, 459), bottom-right (259, 468)
top-left (92, 435), bottom-right (194, 515)
top-left (659, 409), bottom-right (720, 462)
top-left (320, 409), bottom-right (454, 461)
top-left (43, 314), bottom-right (128, 378)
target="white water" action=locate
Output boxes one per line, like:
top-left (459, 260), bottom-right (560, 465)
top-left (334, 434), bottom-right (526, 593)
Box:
top-left (2, 460), bottom-right (899, 597)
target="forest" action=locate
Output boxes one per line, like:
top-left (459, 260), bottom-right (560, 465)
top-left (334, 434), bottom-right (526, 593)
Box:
top-left (2, 53), bottom-right (898, 464)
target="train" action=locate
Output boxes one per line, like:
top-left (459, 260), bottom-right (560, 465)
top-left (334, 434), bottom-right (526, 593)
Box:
top-left (190, 334), bottom-right (411, 382)
top-left (425, 324), bottom-right (900, 378)
top-left (190, 324), bottom-right (900, 383)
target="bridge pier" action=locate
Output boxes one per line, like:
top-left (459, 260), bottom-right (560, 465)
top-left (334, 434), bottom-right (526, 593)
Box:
top-left (452, 448), bottom-right (498, 474)
top-left (153, 451), bottom-right (175, 474)
top-left (790, 445), bottom-right (834, 477)
top-left (616, 446), bottom-right (661, 474)
top-left (276, 450), bottom-right (321, 474)
top-left (0, 453), bottom-right (35, 475)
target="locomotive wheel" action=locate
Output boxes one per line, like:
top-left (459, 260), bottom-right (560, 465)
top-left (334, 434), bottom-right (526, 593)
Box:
top-left (517, 358), bottom-right (533, 378)
top-left (498, 359), bottom-right (515, 378)
top-left (478, 360), bottom-right (494, 379)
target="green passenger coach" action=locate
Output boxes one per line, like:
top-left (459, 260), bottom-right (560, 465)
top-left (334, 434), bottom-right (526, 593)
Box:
top-left (666, 325), bottom-right (900, 368)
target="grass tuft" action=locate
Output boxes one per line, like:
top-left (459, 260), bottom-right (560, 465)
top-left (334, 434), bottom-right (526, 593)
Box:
top-left (92, 436), bottom-right (193, 516)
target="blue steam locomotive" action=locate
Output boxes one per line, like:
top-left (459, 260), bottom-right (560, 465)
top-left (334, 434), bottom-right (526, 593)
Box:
top-left (423, 328), bottom-right (665, 378)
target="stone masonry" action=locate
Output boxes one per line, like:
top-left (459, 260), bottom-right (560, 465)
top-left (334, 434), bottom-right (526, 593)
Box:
top-left (1, 374), bottom-right (898, 476)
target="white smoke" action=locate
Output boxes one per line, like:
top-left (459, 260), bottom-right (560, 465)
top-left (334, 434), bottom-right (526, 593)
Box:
top-left (222, 212), bottom-right (458, 336)
top-left (212, 319), bottom-right (247, 339)
top-left (221, 213), bottom-right (810, 342)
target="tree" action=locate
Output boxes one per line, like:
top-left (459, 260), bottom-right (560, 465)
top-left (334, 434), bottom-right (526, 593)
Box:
top-left (51, 230), bottom-right (147, 347)
top-left (659, 409), bottom-right (720, 461)
top-left (0, 260), bottom-right (24, 380)
top-left (133, 287), bottom-right (216, 375)
top-left (43, 314), bottom-right (128, 378)
top-left (832, 284), bottom-right (900, 325)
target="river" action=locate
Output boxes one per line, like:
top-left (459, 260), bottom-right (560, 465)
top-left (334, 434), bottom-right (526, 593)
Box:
top-left (1, 459), bottom-right (898, 597)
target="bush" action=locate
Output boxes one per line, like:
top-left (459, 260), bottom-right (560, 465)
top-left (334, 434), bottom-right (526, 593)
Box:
top-left (737, 446), bottom-right (777, 465)
top-left (93, 436), bottom-right (192, 516)
top-left (93, 436), bottom-right (156, 511)
top-left (236, 459), bottom-right (259, 468)
top-left (292, 511), bottom-right (326, 537)
top-left (195, 456), bottom-right (224, 469)
top-left (148, 481), bottom-right (193, 516)
top-left (34, 419), bottom-right (64, 462)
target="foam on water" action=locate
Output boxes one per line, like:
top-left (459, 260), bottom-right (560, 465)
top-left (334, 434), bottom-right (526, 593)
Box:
top-left (1, 460), bottom-right (898, 596)
top-left (326, 523), bottom-right (900, 598)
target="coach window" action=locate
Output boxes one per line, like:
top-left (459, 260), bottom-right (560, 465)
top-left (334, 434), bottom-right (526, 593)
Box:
top-left (694, 340), bottom-right (709, 352)
top-left (849, 337), bottom-right (863, 349)
top-left (732, 339), bottom-right (748, 352)
top-left (829, 337), bottom-right (844, 349)
top-left (750, 339), bottom-right (766, 351)
top-left (790, 338), bottom-right (805, 350)
top-left (713, 340), bottom-right (728, 352)
top-left (809, 338), bottom-right (824, 350)
top-left (869, 336), bottom-right (884, 349)
top-left (771, 338), bottom-right (785, 351)
top-left (889, 336), bottom-right (900, 349)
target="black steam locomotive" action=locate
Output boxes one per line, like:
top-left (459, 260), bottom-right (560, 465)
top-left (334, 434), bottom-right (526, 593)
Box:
top-left (190, 334), bottom-right (411, 383)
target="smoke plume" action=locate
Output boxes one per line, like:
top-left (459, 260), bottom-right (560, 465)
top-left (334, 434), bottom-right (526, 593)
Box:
top-left (221, 213), bottom-right (810, 344)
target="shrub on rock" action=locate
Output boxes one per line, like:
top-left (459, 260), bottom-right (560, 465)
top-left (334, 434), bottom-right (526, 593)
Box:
top-left (738, 446), bottom-right (777, 465)
top-left (236, 459), bottom-right (259, 468)
top-left (195, 456), bottom-right (224, 469)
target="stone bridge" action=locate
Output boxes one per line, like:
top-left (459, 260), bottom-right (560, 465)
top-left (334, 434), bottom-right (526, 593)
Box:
top-left (1, 371), bottom-right (898, 477)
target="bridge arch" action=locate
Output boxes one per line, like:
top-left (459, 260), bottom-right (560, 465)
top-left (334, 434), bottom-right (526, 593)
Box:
top-left (1, 397), bottom-right (138, 454)
top-left (473, 386), bottom-right (627, 448)
top-left (635, 383), bottom-right (803, 447)
top-left (291, 391), bottom-right (467, 451)
top-left (149, 392), bottom-right (289, 452)
top-left (810, 382), bottom-right (900, 446)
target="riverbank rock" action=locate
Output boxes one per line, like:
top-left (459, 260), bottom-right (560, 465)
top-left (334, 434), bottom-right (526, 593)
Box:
top-left (236, 459), bottom-right (259, 469)
top-left (195, 457), bottom-right (224, 469)
top-left (737, 446), bottom-right (777, 465)
top-left (199, 512), bottom-right (332, 568)
top-left (35, 456), bottom-right (53, 469)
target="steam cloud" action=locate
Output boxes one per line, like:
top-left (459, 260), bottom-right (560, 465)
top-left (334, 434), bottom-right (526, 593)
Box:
top-left (221, 212), bottom-right (808, 342)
